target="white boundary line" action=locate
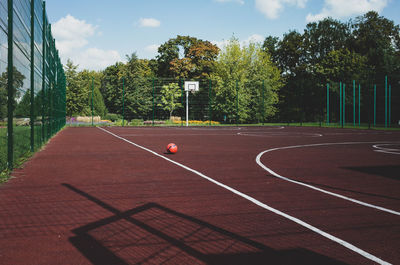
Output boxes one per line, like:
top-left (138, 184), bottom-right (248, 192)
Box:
top-left (119, 133), bottom-right (240, 137)
top-left (373, 144), bottom-right (400, 155)
top-left (237, 132), bottom-right (323, 137)
top-left (98, 127), bottom-right (391, 265)
top-left (256, 142), bottom-right (400, 216)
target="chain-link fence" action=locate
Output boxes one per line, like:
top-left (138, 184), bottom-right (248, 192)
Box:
top-left (0, 0), bottom-right (66, 172)
top-left (93, 76), bottom-right (398, 128)
top-left (326, 78), bottom-right (398, 128)
top-left (97, 78), bottom-right (272, 127)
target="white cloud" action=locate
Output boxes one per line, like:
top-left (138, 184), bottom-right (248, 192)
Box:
top-left (212, 34), bottom-right (264, 49)
top-left (211, 39), bottom-right (230, 49)
top-left (53, 14), bottom-right (96, 54)
top-left (77, 48), bottom-right (122, 71)
top-left (243, 34), bottom-right (264, 45)
top-left (214, 0), bottom-right (245, 4)
top-left (53, 14), bottom-right (121, 71)
top-left (138, 18), bottom-right (161, 28)
top-left (140, 44), bottom-right (160, 59)
top-left (306, 0), bottom-right (388, 22)
top-left (145, 44), bottom-right (160, 53)
top-left (255, 0), bottom-right (308, 19)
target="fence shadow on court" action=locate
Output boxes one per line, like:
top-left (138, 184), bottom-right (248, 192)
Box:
top-left (62, 183), bottom-right (346, 265)
top-left (344, 165), bottom-right (400, 181)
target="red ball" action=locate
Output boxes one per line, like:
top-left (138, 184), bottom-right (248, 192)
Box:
top-left (166, 143), bottom-right (178, 154)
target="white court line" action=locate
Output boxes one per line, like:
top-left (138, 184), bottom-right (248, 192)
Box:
top-left (373, 144), bottom-right (400, 155)
top-left (237, 132), bottom-right (323, 137)
top-left (119, 133), bottom-right (238, 137)
top-left (98, 127), bottom-right (391, 265)
top-left (256, 142), bottom-right (400, 216)
top-left (374, 150), bottom-right (400, 155)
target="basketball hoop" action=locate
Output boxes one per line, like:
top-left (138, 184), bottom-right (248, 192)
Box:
top-left (184, 81), bottom-right (199, 92)
top-left (184, 81), bottom-right (199, 126)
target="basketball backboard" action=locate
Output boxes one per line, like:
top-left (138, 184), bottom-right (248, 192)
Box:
top-left (184, 81), bottom-right (199, 92)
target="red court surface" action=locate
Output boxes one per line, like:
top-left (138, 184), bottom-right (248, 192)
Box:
top-left (0, 126), bottom-right (399, 264)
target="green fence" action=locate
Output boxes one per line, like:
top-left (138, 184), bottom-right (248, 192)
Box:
top-left (0, 0), bottom-right (66, 172)
top-left (326, 77), bottom-right (398, 128)
top-left (86, 76), bottom-right (398, 128)
top-left (92, 78), bottom-right (271, 127)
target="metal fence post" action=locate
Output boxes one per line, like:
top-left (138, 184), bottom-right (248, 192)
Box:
top-left (327, 83), bottom-right (329, 125)
top-left (374, 84), bottom-right (376, 127)
top-left (7, 0), bottom-right (14, 170)
top-left (30, 0), bottom-right (35, 152)
top-left (389, 84), bottom-right (391, 127)
top-left (358, 84), bottom-right (361, 126)
top-left (152, 78), bottom-right (155, 126)
top-left (91, 76), bottom-right (94, 126)
top-left (262, 80), bottom-right (265, 125)
top-left (42, 1), bottom-right (46, 144)
top-left (339, 82), bottom-right (342, 126)
top-left (180, 79), bottom-right (184, 127)
top-left (353, 80), bottom-right (355, 127)
top-left (209, 79), bottom-right (212, 126)
top-left (343, 83), bottom-right (346, 127)
top-left (122, 78), bottom-right (125, 126)
top-left (236, 80), bottom-right (239, 126)
top-left (385, 76), bottom-right (387, 128)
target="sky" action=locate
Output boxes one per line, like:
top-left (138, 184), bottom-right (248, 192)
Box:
top-left (46, 0), bottom-right (400, 71)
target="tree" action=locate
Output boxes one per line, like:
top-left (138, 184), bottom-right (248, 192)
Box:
top-left (211, 38), bottom-right (282, 123)
top-left (100, 62), bottom-right (125, 115)
top-left (156, 35), bottom-right (198, 77)
top-left (169, 58), bottom-right (194, 79)
top-left (303, 18), bottom-right (351, 68)
top-left (316, 48), bottom-right (368, 83)
top-left (266, 19), bottom-right (355, 122)
top-left (156, 35), bottom-right (219, 78)
top-left (121, 53), bottom-right (154, 120)
top-left (275, 31), bottom-right (305, 75)
top-left (15, 90), bottom-right (31, 117)
top-left (0, 67), bottom-right (26, 119)
top-left (270, 31), bottom-right (307, 122)
top-left (65, 60), bottom-right (86, 116)
top-left (0, 72), bottom-right (7, 120)
top-left (262, 36), bottom-right (280, 64)
top-left (157, 83), bottom-right (182, 119)
top-left (351, 11), bottom-right (400, 82)
top-left (78, 70), bottom-right (107, 117)
top-left (100, 53), bottom-right (155, 120)
top-left (64, 60), bottom-right (107, 117)
top-left (186, 41), bottom-right (220, 79)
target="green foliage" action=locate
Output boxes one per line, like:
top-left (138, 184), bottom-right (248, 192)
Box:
top-left (14, 90), bottom-right (31, 117)
top-left (352, 11), bottom-right (400, 82)
top-left (265, 13), bottom-right (400, 123)
top-left (78, 70), bottom-right (107, 117)
top-left (60, 11), bottom-right (399, 125)
top-left (0, 81), bottom-right (6, 120)
top-left (211, 38), bottom-right (282, 123)
top-left (100, 62), bottom-right (125, 114)
top-left (0, 126), bottom-right (31, 173)
top-left (0, 67), bottom-right (26, 120)
top-left (129, 119), bottom-right (144, 126)
top-left (65, 60), bottom-right (84, 116)
top-left (0, 128), bottom-right (6, 171)
top-left (65, 60), bottom-right (107, 117)
top-left (156, 35), bottom-right (219, 78)
top-left (157, 83), bottom-right (182, 118)
top-left (316, 48), bottom-right (368, 83)
top-left (100, 53), bottom-right (154, 120)
top-left (156, 35), bottom-right (198, 77)
top-left (104, 113), bottom-right (121, 122)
